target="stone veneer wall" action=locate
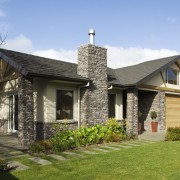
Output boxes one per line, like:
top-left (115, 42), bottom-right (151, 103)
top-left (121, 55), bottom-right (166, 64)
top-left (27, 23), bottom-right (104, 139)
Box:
top-left (138, 90), bottom-right (166, 132)
top-left (18, 76), bottom-right (34, 146)
top-left (77, 44), bottom-right (108, 126)
top-left (126, 88), bottom-right (138, 135)
top-left (35, 121), bottom-right (78, 140)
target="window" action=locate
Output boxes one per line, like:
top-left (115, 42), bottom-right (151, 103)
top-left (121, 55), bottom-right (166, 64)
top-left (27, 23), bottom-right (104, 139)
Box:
top-left (166, 68), bottom-right (179, 85)
top-left (108, 94), bottom-right (116, 118)
top-left (56, 90), bottom-right (74, 120)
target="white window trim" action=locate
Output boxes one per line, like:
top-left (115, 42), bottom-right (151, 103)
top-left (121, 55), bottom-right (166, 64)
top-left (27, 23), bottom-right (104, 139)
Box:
top-left (166, 68), bottom-right (179, 85)
top-left (56, 88), bottom-right (76, 121)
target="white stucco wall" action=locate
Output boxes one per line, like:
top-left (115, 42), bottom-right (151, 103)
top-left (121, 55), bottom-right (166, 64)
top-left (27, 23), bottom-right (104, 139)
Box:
top-left (33, 78), bottom-right (79, 123)
top-left (0, 78), bottom-right (19, 120)
top-left (108, 89), bottom-right (123, 120)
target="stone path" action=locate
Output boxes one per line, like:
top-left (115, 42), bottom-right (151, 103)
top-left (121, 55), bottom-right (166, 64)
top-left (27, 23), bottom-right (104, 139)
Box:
top-left (0, 140), bottom-right (155, 172)
top-left (28, 157), bottom-right (52, 165)
top-left (8, 161), bottom-right (29, 171)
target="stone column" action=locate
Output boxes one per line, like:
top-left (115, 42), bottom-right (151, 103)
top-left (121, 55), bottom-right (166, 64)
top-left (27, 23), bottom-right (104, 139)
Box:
top-left (78, 44), bottom-right (108, 126)
top-left (18, 75), bottom-right (34, 146)
top-left (159, 91), bottom-right (166, 131)
top-left (126, 88), bottom-right (138, 135)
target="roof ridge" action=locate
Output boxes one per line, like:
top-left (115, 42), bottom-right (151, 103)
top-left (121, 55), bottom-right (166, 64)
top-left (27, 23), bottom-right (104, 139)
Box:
top-left (115, 54), bottom-right (180, 70)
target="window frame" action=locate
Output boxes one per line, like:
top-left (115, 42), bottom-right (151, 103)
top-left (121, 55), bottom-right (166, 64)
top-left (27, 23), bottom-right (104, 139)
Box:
top-left (56, 89), bottom-right (74, 120)
top-left (166, 68), bottom-right (179, 85)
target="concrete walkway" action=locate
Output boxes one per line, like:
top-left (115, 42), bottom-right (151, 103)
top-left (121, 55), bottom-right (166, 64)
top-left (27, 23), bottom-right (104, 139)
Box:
top-left (138, 131), bottom-right (166, 141)
top-left (0, 135), bottom-right (25, 152)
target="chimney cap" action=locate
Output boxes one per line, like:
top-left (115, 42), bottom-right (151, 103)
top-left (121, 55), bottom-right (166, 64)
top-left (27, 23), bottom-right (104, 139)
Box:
top-left (89, 29), bottom-right (95, 35)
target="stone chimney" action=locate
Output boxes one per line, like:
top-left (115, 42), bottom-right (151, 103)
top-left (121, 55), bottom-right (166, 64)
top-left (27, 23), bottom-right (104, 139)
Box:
top-left (77, 29), bottom-right (108, 126)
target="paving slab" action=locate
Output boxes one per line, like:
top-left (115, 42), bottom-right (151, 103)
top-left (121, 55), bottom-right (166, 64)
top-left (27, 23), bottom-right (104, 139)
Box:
top-left (80, 150), bottom-right (98, 154)
top-left (101, 146), bottom-right (120, 150)
top-left (8, 161), bottom-right (29, 171)
top-left (112, 144), bottom-right (132, 148)
top-left (121, 143), bottom-right (141, 146)
top-left (28, 157), bottom-right (52, 165)
top-left (48, 154), bottom-right (69, 161)
top-left (91, 148), bottom-right (110, 152)
top-left (138, 131), bottom-right (166, 141)
top-left (63, 151), bottom-right (84, 158)
top-left (6, 154), bottom-right (28, 159)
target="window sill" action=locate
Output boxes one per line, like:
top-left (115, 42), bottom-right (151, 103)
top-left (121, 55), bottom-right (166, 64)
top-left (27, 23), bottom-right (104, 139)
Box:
top-left (56, 120), bottom-right (77, 124)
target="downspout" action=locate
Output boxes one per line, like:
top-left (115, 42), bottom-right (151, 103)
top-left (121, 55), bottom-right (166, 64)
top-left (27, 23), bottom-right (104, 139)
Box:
top-left (77, 82), bottom-right (90, 128)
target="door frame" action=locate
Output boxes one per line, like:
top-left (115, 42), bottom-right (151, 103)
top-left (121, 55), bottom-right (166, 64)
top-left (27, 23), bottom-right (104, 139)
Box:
top-left (8, 94), bottom-right (18, 133)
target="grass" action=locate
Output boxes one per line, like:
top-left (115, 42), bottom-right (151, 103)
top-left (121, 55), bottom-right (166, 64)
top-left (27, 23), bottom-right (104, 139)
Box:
top-left (0, 141), bottom-right (180, 180)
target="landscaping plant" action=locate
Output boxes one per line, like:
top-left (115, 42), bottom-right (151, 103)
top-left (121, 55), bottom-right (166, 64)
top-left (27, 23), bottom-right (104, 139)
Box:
top-left (165, 127), bottom-right (180, 141)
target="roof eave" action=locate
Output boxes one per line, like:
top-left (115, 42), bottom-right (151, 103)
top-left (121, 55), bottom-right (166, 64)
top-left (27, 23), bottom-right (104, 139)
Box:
top-left (28, 73), bottom-right (90, 83)
top-left (0, 52), bottom-right (28, 76)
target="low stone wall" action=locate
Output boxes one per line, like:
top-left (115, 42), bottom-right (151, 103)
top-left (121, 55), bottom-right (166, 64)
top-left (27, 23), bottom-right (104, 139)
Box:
top-left (35, 121), bottom-right (78, 140)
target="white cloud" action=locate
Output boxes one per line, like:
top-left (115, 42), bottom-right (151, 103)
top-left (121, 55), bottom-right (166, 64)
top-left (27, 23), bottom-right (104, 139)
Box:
top-left (33, 49), bottom-right (77, 63)
top-left (3, 34), bottom-right (33, 52)
top-left (2, 35), bottom-right (180, 69)
top-left (0, 9), bottom-right (6, 17)
top-left (104, 45), bottom-right (180, 68)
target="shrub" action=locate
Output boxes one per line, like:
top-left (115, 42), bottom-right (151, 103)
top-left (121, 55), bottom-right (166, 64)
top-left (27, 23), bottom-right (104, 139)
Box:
top-left (50, 118), bottom-right (127, 152)
top-left (165, 127), bottom-right (180, 141)
top-left (0, 159), bottom-right (11, 173)
top-left (29, 140), bottom-right (53, 153)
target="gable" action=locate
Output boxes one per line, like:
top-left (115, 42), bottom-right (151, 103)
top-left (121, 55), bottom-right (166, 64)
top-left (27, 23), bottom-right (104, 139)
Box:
top-left (140, 61), bottom-right (180, 90)
top-left (0, 58), bottom-right (20, 83)
top-left (114, 55), bottom-right (180, 87)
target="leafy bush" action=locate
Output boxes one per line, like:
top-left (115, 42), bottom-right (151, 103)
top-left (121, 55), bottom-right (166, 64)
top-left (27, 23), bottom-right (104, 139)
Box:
top-left (0, 159), bottom-right (10, 173)
top-left (50, 118), bottom-right (126, 152)
top-left (165, 127), bottom-right (180, 141)
top-left (29, 140), bottom-right (53, 153)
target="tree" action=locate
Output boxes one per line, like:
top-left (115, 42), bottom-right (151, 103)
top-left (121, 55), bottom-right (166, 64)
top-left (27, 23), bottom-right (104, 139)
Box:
top-left (0, 32), bottom-right (7, 46)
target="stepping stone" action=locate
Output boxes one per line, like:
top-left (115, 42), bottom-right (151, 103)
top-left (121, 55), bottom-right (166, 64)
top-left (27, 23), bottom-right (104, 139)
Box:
top-left (28, 157), bottom-right (52, 165)
top-left (48, 154), bottom-right (69, 161)
top-left (91, 148), bottom-right (109, 152)
top-left (63, 151), bottom-right (84, 158)
top-left (102, 146), bottom-right (120, 150)
top-left (6, 154), bottom-right (28, 159)
top-left (113, 144), bottom-right (132, 148)
top-left (8, 151), bottom-right (23, 155)
top-left (8, 161), bottom-right (29, 171)
top-left (121, 143), bottom-right (140, 146)
top-left (80, 150), bottom-right (98, 154)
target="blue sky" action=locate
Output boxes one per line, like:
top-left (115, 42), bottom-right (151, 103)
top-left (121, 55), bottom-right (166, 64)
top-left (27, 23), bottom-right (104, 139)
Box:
top-left (1, 0), bottom-right (180, 67)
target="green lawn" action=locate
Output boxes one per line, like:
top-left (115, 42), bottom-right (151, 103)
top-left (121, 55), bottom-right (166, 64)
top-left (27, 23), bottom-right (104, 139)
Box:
top-left (1, 141), bottom-right (180, 180)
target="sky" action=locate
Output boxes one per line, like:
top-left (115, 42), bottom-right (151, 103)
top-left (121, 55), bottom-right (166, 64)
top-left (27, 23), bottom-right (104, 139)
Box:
top-left (1, 0), bottom-right (180, 68)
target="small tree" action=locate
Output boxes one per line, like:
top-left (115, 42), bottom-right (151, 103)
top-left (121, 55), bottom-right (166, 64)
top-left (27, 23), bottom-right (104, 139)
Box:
top-left (0, 32), bottom-right (7, 46)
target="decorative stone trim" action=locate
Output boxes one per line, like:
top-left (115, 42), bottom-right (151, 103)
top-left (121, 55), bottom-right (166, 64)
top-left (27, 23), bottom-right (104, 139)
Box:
top-left (126, 88), bottom-right (138, 135)
top-left (159, 91), bottom-right (166, 130)
top-left (18, 76), bottom-right (34, 146)
top-left (35, 121), bottom-right (78, 140)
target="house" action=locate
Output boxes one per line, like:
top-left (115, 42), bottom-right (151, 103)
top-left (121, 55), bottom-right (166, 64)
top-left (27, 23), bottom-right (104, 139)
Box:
top-left (0, 30), bottom-right (180, 146)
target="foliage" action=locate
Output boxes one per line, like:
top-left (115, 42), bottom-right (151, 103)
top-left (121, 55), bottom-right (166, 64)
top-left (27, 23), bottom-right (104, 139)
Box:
top-left (29, 140), bottom-right (53, 153)
top-left (0, 159), bottom-right (11, 173)
top-left (50, 118), bottom-right (126, 152)
top-left (165, 127), bottom-right (180, 141)
top-left (150, 111), bottom-right (157, 120)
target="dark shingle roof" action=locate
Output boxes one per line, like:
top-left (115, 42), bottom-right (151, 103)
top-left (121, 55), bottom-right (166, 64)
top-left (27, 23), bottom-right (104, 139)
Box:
top-left (0, 48), bottom-right (89, 83)
top-left (113, 55), bottom-right (180, 86)
top-left (0, 48), bottom-right (179, 86)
